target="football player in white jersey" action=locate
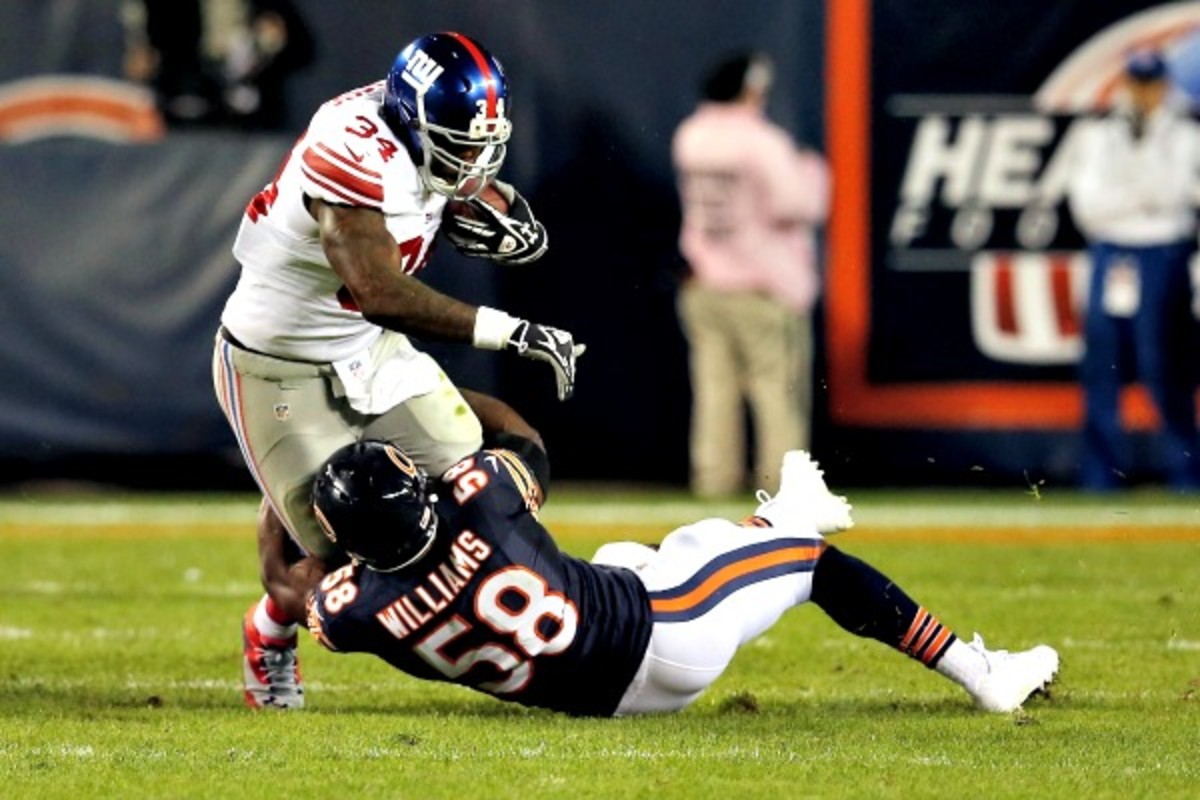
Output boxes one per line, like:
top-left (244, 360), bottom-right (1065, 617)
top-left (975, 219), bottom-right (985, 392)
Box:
top-left (212, 31), bottom-right (582, 708)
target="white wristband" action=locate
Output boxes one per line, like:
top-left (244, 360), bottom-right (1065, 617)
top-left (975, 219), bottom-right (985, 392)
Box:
top-left (472, 306), bottom-right (523, 350)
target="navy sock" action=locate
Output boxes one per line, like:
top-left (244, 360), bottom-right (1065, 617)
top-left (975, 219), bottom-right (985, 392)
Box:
top-left (811, 546), bottom-right (956, 667)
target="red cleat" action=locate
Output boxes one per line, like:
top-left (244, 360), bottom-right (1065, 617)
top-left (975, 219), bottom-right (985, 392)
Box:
top-left (242, 603), bottom-right (304, 709)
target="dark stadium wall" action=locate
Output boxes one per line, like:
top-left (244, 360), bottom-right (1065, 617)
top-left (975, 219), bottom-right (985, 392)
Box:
top-left (0, 0), bottom-right (825, 489)
top-left (261, 1), bottom-right (830, 485)
top-left (1, 1), bottom-right (1190, 489)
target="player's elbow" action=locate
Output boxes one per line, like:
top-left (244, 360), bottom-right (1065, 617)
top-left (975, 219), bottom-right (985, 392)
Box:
top-left (341, 276), bottom-right (401, 325)
top-left (352, 292), bottom-right (390, 325)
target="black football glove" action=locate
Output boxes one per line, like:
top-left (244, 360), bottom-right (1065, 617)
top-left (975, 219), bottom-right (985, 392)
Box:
top-left (444, 180), bottom-right (549, 265)
top-left (506, 321), bottom-right (586, 401)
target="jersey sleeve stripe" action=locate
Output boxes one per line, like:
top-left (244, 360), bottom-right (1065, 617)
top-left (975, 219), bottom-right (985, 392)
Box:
top-left (647, 538), bottom-right (824, 622)
top-left (489, 448), bottom-right (541, 509)
top-left (301, 145), bottom-right (384, 204)
top-left (315, 142), bottom-right (383, 179)
top-left (300, 165), bottom-right (380, 207)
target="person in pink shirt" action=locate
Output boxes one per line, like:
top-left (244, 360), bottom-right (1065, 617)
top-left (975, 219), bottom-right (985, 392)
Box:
top-left (672, 51), bottom-right (830, 497)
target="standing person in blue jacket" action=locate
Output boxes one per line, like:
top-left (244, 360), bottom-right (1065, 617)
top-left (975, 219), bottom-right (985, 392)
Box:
top-left (1068, 49), bottom-right (1200, 491)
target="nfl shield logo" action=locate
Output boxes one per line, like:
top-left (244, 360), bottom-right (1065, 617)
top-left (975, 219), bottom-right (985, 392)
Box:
top-left (273, 403), bottom-right (291, 421)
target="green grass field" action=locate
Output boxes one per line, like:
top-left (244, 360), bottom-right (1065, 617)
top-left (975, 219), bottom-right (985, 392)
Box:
top-left (1, 488), bottom-right (1198, 798)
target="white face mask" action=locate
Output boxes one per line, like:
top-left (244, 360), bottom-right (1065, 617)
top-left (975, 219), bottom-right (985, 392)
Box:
top-left (416, 94), bottom-right (511, 200)
top-left (423, 136), bottom-right (507, 200)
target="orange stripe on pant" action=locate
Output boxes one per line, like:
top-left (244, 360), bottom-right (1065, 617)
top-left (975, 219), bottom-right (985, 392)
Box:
top-left (650, 544), bottom-right (824, 616)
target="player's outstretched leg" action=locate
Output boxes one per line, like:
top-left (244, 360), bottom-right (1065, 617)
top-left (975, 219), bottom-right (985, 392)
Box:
top-left (811, 546), bottom-right (1059, 713)
top-left (242, 594), bottom-right (304, 709)
top-left (753, 450), bottom-right (854, 534)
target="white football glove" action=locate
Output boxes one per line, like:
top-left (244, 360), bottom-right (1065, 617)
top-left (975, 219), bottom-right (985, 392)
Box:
top-left (444, 180), bottom-right (549, 265)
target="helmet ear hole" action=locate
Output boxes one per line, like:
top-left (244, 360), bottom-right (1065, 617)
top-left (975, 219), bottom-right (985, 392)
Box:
top-left (311, 440), bottom-right (439, 572)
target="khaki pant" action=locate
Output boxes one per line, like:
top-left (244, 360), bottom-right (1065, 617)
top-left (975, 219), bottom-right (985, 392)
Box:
top-left (212, 330), bottom-right (482, 558)
top-left (677, 283), bottom-right (811, 496)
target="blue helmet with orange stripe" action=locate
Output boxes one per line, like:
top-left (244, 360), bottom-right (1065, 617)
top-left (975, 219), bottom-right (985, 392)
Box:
top-left (383, 32), bottom-right (512, 200)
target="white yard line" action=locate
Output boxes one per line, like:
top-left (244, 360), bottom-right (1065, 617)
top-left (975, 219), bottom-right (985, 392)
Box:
top-left (0, 496), bottom-right (1197, 528)
top-left (540, 503), bottom-right (1200, 528)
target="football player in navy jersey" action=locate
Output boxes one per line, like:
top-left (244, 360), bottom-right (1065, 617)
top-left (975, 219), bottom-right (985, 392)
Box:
top-left (257, 441), bottom-right (1061, 716)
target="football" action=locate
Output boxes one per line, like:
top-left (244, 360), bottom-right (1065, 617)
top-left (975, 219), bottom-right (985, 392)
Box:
top-left (447, 182), bottom-right (509, 218)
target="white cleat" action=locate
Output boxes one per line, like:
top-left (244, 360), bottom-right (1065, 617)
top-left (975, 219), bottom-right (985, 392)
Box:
top-left (966, 634), bottom-right (1060, 713)
top-left (754, 450), bottom-right (854, 534)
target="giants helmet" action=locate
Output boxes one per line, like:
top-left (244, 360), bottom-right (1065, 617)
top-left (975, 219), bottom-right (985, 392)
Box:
top-left (311, 440), bottom-right (439, 572)
top-left (383, 31), bottom-right (512, 200)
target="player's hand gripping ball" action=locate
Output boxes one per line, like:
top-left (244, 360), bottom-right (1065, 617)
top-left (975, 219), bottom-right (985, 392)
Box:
top-left (444, 180), bottom-right (548, 264)
top-left (446, 181), bottom-right (510, 218)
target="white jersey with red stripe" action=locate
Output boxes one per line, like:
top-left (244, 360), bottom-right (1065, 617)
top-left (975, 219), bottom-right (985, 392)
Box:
top-left (222, 81), bottom-right (448, 363)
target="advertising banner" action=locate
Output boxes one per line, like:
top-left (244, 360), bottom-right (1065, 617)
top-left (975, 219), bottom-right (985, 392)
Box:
top-left (825, 1), bottom-right (1200, 433)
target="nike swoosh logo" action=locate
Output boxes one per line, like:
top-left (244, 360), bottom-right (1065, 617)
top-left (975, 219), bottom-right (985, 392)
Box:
top-left (344, 145), bottom-right (365, 163)
top-left (538, 328), bottom-right (572, 351)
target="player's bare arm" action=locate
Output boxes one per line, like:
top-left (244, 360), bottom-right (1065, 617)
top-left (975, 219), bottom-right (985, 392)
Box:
top-left (459, 387), bottom-right (545, 452)
top-left (312, 198), bottom-right (477, 342)
top-left (257, 498), bottom-right (327, 623)
top-left (459, 387), bottom-right (550, 498)
top-left (313, 196), bottom-right (583, 400)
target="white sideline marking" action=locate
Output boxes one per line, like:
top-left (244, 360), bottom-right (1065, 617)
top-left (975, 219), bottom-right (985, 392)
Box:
top-left (26, 580), bottom-right (73, 594)
top-left (541, 503), bottom-right (1200, 528)
top-left (52, 746), bottom-right (94, 759)
top-left (1167, 639), bottom-right (1200, 651)
top-left (0, 496), bottom-right (1197, 528)
top-left (0, 502), bottom-right (258, 526)
top-left (13, 579), bottom-right (259, 597)
top-left (0, 675), bottom-right (357, 693)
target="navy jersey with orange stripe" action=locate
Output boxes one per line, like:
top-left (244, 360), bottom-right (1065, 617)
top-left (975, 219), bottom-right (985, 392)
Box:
top-left (306, 448), bottom-right (653, 717)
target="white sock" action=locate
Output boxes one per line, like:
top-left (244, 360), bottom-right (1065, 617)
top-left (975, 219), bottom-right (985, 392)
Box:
top-left (934, 636), bottom-right (989, 690)
top-left (253, 594), bottom-right (298, 641)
